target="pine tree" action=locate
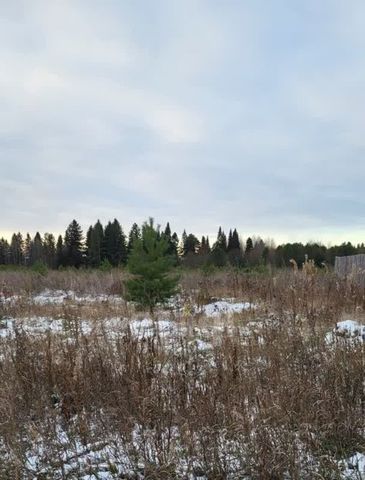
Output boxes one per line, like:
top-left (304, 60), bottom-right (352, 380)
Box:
top-left (64, 220), bottom-right (84, 267)
top-left (245, 237), bottom-right (253, 254)
top-left (104, 219), bottom-right (127, 266)
top-left (163, 222), bottom-right (178, 259)
top-left (245, 237), bottom-right (254, 266)
top-left (43, 233), bottom-right (56, 268)
top-left (171, 232), bottom-right (179, 258)
top-left (227, 228), bottom-right (242, 266)
top-left (164, 222), bottom-right (171, 238)
top-left (126, 219), bottom-right (179, 313)
top-left (179, 230), bottom-right (187, 257)
top-left (127, 223), bottom-right (141, 255)
top-left (211, 228), bottom-right (227, 267)
top-left (198, 236), bottom-right (211, 256)
top-left (231, 229), bottom-right (240, 250)
top-left (30, 232), bottom-right (43, 265)
top-left (227, 230), bottom-right (233, 251)
top-left (0, 238), bottom-right (10, 265)
top-left (10, 233), bottom-right (24, 265)
top-left (56, 235), bottom-right (64, 268)
top-left (199, 236), bottom-right (206, 254)
top-left (215, 227), bottom-right (227, 251)
top-left (87, 220), bottom-right (104, 267)
top-left (24, 233), bottom-right (32, 266)
top-left (85, 226), bottom-right (93, 263)
top-left (183, 234), bottom-right (200, 256)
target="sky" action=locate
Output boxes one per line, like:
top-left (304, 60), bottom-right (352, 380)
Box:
top-left (1, 0), bottom-right (365, 245)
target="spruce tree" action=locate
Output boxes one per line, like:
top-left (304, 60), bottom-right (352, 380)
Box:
top-left (24, 233), bottom-right (32, 266)
top-left (85, 226), bottom-right (93, 264)
top-left (10, 233), bottom-right (24, 265)
top-left (64, 220), bottom-right (84, 267)
top-left (87, 220), bottom-right (104, 267)
top-left (104, 219), bottom-right (127, 266)
top-left (245, 237), bottom-right (254, 266)
top-left (171, 232), bottom-right (179, 258)
top-left (227, 230), bottom-right (233, 251)
top-left (211, 228), bottom-right (227, 267)
top-left (30, 232), bottom-right (43, 265)
top-left (180, 230), bottom-right (187, 257)
top-left (245, 237), bottom-right (253, 254)
top-left (43, 233), bottom-right (56, 268)
top-left (183, 234), bottom-right (200, 255)
top-left (231, 229), bottom-right (241, 250)
top-left (163, 222), bottom-right (178, 259)
top-left (56, 235), bottom-right (64, 268)
top-left (227, 228), bottom-right (242, 266)
top-left (126, 219), bottom-right (179, 313)
top-left (0, 238), bottom-right (10, 265)
top-left (127, 223), bottom-right (141, 255)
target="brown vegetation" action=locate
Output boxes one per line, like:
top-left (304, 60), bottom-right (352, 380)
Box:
top-left (0, 269), bottom-right (364, 478)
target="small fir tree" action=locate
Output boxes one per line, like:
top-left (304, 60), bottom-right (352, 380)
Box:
top-left (126, 219), bottom-right (179, 313)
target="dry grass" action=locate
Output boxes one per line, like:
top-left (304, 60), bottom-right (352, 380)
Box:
top-left (0, 269), bottom-right (364, 479)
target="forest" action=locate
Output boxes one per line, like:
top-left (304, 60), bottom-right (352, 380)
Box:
top-left (0, 218), bottom-right (363, 270)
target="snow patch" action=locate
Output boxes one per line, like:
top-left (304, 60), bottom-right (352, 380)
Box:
top-left (33, 289), bottom-right (124, 305)
top-left (326, 319), bottom-right (365, 344)
top-left (201, 300), bottom-right (252, 317)
top-left (129, 318), bottom-right (176, 338)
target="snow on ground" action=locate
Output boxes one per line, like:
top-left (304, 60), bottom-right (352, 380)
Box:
top-left (326, 319), bottom-right (365, 344)
top-left (19, 422), bottom-right (365, 480)
top-left (0, 316), bottom-right (93, 338)
top-left (33, 289), bottom-right (125, 305)
top-left (200, 299), bottom-right (252, 317)
top-left (339, 451), bottom-right (365, 478)
top-left (129, 317), bottom-right (176, 338)
top-left (1, 289), bottom-right (125, 306)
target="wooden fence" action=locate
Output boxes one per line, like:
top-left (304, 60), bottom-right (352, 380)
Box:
top-left (335, 254), bottom-right (365, 285)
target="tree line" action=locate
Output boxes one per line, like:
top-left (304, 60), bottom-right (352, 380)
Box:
top-left (0, 218), bottom-right (364, 270)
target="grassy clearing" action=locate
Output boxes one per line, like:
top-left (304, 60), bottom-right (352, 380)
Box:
top-left (0, 269), bottom-right (364, 479)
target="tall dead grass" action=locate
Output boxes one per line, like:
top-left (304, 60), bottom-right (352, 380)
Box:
top-left (0, 269), bottom-right (364, 478)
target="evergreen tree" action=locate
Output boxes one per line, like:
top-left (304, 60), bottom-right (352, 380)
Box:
top-left (30, 232), bottom-right (43, 265)
top-left (0, 238), bottom-right (10, 264)
top-left (214, 227), bottom-right (227, 251)
top-left (10, 233), bottom-right (24, 265)
top-left (24, 233), bottom-right (32, 266)
top-left (227, 230), bottom-right (233, 251)
top-left (164, 222), bottom-right (171, 238)
top-left (169, 232), bottom-right (179, 265)
top-left (163, 222), bottom-right (178, 259)
top-left (43, 233), bottom-right (56, 268)
top-left (85, 226), bottom-right (93, 263)
top-left (179, 230), bottom-right (188, 257)
top-left (56, 235), bottom-right (64, 268)
top-left (87, 220), bottom-right (104, 267)
top-left (245, 237), bottom-right (254, 266)
top-left (127, 223), bottom-right (141, 255)
top-left (210, 246), bottom-right (227, 267)
top-left (211, 228), bottom-right (227, 267)
top-left (126, 219), bottom-right (179, 313)
top-left (183, 234), bottom-right (200, 256)
top-left (64, 220), bottom-right (84, 267)
top-left (245, 237), bottom-right (253, 254)
top-left (198, 236), bottom-right (211, 256)
top-left (227, 229), bottom-right (242, 266)
top-left (104, 219), bottom-right (127, 266)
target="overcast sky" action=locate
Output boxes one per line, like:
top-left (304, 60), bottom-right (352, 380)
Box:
top-left (1, 0), bottom-right (365, 244)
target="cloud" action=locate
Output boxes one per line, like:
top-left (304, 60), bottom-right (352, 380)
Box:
top-left (1, 0), bottom-right (365, 244)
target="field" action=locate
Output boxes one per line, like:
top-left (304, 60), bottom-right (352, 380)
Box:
top-left (0, 268), bottom-right (364, 479)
